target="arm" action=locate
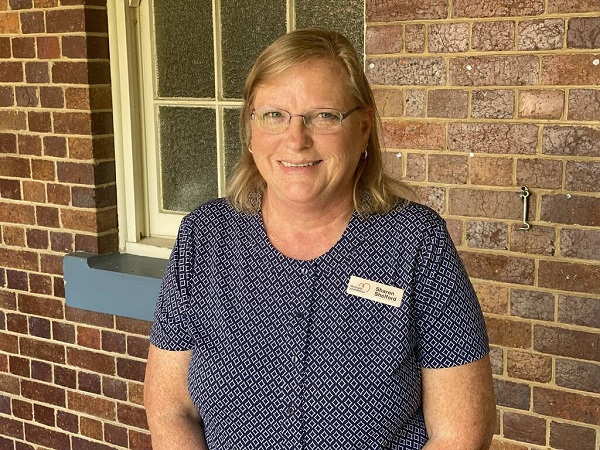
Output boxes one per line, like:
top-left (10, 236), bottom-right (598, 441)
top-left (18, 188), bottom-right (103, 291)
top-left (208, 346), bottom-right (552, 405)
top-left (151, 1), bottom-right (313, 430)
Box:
top-left (144, 344), bottom-right (208, 450)
top-left (422, 356), bottom-right (496, 450)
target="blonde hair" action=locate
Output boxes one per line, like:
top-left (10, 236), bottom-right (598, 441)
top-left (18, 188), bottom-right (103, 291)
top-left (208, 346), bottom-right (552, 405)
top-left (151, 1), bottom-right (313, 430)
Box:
top-left (226, 27), bottom-right (408, 215)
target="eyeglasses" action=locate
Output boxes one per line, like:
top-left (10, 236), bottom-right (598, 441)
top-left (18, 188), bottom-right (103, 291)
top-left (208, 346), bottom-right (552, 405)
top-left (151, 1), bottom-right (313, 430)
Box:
top-left (250, 106), bottom-right (362, 135)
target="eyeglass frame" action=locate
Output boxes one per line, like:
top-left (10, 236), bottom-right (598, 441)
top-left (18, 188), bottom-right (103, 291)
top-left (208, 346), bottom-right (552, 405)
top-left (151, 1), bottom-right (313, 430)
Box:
top-left (250, 105), bottom-right (363, 135)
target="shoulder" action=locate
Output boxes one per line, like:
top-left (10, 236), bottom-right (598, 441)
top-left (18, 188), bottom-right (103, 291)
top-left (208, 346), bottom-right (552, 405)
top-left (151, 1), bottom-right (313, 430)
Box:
top-left (371, 201), bottom-right (447, 237)
top-left (178, 198), bottom-right (250, 235)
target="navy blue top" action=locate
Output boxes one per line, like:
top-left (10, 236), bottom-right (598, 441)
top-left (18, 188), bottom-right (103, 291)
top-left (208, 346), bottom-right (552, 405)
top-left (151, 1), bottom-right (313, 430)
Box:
top-left (150, 198), bottom-right (489, 449)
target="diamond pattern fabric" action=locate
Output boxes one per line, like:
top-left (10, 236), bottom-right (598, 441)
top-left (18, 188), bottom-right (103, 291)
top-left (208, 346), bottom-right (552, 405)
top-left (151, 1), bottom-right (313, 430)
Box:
top-left (150, 198), bottom-right (489, 449)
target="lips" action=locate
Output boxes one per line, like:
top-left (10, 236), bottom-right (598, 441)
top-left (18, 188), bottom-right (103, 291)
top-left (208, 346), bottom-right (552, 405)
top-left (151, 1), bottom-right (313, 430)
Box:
top-left (280, 160), bottom-right (321, 168)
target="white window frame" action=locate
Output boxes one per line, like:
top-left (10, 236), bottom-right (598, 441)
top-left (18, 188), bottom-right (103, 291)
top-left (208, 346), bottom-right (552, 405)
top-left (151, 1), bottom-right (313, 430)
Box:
top-left (108, 0), bottom-right (296, 259)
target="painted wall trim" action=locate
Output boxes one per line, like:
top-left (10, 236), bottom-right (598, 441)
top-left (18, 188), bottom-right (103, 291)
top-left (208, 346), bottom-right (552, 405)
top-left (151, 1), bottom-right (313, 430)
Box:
top-left (63, 252), bottom-right (167, 322)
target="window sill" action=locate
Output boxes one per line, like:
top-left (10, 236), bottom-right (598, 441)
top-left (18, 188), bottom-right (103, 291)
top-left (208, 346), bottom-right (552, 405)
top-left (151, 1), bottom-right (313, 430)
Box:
top-left (63, 252), bottom-right (167, 322)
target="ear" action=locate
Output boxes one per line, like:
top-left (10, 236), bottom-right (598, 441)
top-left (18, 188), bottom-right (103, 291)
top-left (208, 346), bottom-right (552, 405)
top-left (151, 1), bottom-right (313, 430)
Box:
top-left (360, 106), bottom-right (373, 142)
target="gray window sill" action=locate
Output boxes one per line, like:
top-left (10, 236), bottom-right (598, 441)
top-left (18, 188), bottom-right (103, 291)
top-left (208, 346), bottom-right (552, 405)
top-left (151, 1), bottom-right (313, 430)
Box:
top-left (63, 252), bottom-right (167, 322)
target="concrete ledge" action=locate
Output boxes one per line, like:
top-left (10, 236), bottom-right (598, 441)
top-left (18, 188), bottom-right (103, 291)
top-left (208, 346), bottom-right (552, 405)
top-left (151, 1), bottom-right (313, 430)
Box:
top-left (63, 252), bottom-right (167, 322)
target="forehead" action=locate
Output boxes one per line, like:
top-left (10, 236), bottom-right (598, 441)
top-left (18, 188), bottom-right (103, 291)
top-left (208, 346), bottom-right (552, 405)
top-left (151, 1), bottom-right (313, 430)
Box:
top-left (252, 58), bottom-right (352, 106)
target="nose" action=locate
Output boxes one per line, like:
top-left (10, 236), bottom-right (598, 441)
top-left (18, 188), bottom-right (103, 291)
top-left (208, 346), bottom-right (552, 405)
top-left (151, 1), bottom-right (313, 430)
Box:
top-left (286, 115), bottom-right (312, 149)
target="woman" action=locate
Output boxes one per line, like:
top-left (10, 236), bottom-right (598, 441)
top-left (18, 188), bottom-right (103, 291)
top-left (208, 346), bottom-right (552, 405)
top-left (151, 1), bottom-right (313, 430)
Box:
top-left (145, 28), bottom-right (496, 449)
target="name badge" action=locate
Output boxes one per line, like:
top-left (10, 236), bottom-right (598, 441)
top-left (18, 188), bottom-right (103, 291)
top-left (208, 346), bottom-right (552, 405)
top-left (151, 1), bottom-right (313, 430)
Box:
top-left (346, 276), bottom-right (404, 307)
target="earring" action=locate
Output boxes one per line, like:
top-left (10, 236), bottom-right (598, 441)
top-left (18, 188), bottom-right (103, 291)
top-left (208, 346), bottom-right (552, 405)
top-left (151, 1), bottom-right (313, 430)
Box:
top-left (248, 146), bottom-right (253, 154)
top-left (361, 145), bottom-right (368, 159)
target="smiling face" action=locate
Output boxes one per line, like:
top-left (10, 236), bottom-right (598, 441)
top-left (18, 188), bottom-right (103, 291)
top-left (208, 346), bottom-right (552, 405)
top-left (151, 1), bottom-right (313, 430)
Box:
top-left (249, 58), bottom-right (372, 213)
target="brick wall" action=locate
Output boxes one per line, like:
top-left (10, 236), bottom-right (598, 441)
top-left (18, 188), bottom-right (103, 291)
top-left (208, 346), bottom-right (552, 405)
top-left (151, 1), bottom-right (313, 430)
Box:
top-left (367, 1), bottom-right (600, 448)
top-left (0, 0), bottom-right (598, 449)
top-left (1, 0), bottom-right (152, 448)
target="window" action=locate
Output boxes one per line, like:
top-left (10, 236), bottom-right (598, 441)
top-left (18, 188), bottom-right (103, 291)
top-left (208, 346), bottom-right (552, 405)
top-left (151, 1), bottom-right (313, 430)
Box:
top-left (108, 0), bottom-right (363, 258)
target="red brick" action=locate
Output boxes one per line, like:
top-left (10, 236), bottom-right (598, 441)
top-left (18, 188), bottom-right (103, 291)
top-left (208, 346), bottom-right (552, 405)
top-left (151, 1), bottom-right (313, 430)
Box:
top-left (20, 11), bottom-right (45, 34)
top-left (2, 225), bottom-right (25, 247)
top-left (0, 247), bottom-right (37, 270)
top-left (0, 373), bottom-right (20, 395)
top-left (550, 421), bottom-right (597, 450)
top-left (67, 348), bottom-right (115, 375)
top-left (46, 8), bottom-right (85, 33)
top-left (0, 178), bottom-right (20, 200)
top-left (1, 331), bottom-right (19, 353)
top-left (24, 61), bottom-right (49, 83)
top-left (20, 336), bottom-right (65, 364)
top-left (31, 159), bottom-right (55, 181)
top-left (428, 154), bottom-right (467, 184)
top-left (0, 36), bottom-right (10, 57)
top-left (24, 423), bottom-right (69, 449)
top-left (0, 133), bottom-right (17, 153)
top-left (558, 294), bottom-right (600, 329)
top-left (115, 316), bottom-right (152, 335)
top-left (0, 112), bottom-right (27, 135)
top-left (68, 136), bottom-right (115, 160)
top-left (568, 17), bottom-right (600, 50)
top-left (568, 89), bottom-right (600, 121)
top-left (506, 350), bottom-right (552, 383)
top-left (565, 161), bottom-right (600, 192)
top-left (42, 136), bottom-right (66, 158)
top-left (0, 62), bottom-right (23, 82)
top-left (0, 156), bottom-right (30, 178)
top-left (28, 316), bottom-right (50, 339)
top-left (46, 183), bottom-right (70, 206)
top-left (68, 391), bottom-right (116, 420)
top-left (366, 25), bottom-right (402, 55)
top-left (470, 157), bottom-right (514, 187)
top-left (39, 86), bottom-right (64, 108)
top-left (33, 403), bottom-right (54, 427)
top-left (428, 23), bottom-right (469, 53)
top-left (516, 157), bottom-right (562, 190)
top-left (427, 89), bottom-right (468, 118)
top-left (117, 357), bottom-right (146, 382)
top-left (105, 423), bottom-right (128, 447)
top-left (17, 134), bottom-right (41, 156)
top-left (510, 225), bottom-right (556, 256)
top-left (465, 220), bottom-right (507, 250)
top-left (21, 379), bottom-right (65, 407)
top-left (449, 189), bottom-right (523, 220)
top-left (560, 228), bottom-right (600, 261)
top-left (450, 56), bottom-right (539, 86)
top-left (54, 365), bottom-right (76, 389)
top-left (494, 378), bottom-right (530, 410)
top-left (56, 161), bottom-right (95, 185)
top-left (518, 89), bottom-right (564, 120)
top-left (66, 306), bottom-right (114, 328)
top-left (102, 376), bottom-right (127, 401)
top-left (412, 186), bottom-right (445, 213)
top-left (518, 19), bottom-right (564, 51)
top-left (366, 57), bottom-right (446, 86)
top-left (366, 0), bottom-right (447, 21)
top-left (127, 335), bottom-right (149, 359)
top-left (0, 416), bottom-right (23, 439)
top-left (40, 253), bottom-right (63, 275)
top-left (373, 89), bottom-right (403, 117)
top-left (0, 11), bottom-right (20, 34)
top-left (36, 35), bottom-right (59, 59)
top-left (555, 359), bottom-right (600, 394)
top-left (35, 205), bottom-right (59, 227)
top-left (56, 409), bottom-right (78, 433)
top-left (534, 387), bottom-right (600, 426)
top-left (19, 293), bottom-right (63, 319)
top-left (21, 180), bottom-right (43, 203)
top-left (52, 320), bottom-right (75, 344)
top-left (534, 325), bottom-right (600, 362)
top-left (473, 283), bottom-right (508, 315)
top-left (130, 430), bottom-right (152, 449)
top-left (80, 416), bottom-right (103, 440)
top-left (382, 120), bottom-right (445, 150)
top-left (540, 194), bottom-right (600, 227)
top-left (128, 381), bottom-right (145, 405)
top-left (449, 123), bottom-right (538, 154)
top-left (12, 397), bottom-right (33, 420)
top-left (28, 273), bottom-right (52, 295)
top-left (543, 54), bottom-right (600, 85)
top-left (503, 411), bottom-right (546, 445)
top-left (405, 24), bottom-right (425, 53)
top-left (15, 86), bottom-right (38, 108)
top-left (405, 153), bottom-right (425, 182)
top-left (485, 317), bottom-right (531, 349)
top-left (11, 37), bottom-right (34, 58)
top-left (452, 0), bottom-right (544, 17)
top-left (26, 228), bottom-right (48, 249)
top-left (0, 85), bottom-right (13, 106)
top-left (77, 326), bottom-right (101, 349)
top-left (539, 260), bottom-right (600, 295)
top-left (7, 311), bottom-right (28, 333)
top-left (118, 403), bottom-right (148, 429)
top-left (78, 371), bottom-right (101, 394)
top-left (548, 0), bottom-right (600, 13)
top-left (28, 112), bottom-right (51, 133)
top-left (472, 21), bottom-right (514, 51)
top-left (542, 126), bottom-right (600, 156)
top-left (470, 89), bottom-right (513, 120)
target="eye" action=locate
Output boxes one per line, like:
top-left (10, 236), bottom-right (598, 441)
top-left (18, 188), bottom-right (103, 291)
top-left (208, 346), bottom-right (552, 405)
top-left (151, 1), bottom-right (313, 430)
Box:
top-left (259, 109), bottom-right (286, 122)
top-left (315, 111), bottom-right (338, 120)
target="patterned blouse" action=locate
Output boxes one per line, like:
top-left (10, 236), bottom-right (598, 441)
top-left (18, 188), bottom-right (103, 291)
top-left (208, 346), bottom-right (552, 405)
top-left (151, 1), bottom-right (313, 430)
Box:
top-left (150, 198), bottom-right (489, 449)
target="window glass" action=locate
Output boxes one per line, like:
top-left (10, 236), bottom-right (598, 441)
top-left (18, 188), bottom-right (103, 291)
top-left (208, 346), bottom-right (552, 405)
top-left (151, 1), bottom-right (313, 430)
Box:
top-left (159, 106), bottom-right (218, 212)
top-left (154, 1), bottom-right (215, 98)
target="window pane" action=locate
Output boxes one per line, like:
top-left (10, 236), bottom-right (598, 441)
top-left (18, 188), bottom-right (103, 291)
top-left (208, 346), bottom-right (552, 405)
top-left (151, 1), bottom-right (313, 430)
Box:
top-left (224, 107), bottom-right (242, 180)
top-left (220, 0), bottom-right (287, 99)
top-left (154, 0), bottom-right (215, 98)
top-left (159, 106), bottom-right (218, 212)
top-left (295, 0), bottom-right (364, 60)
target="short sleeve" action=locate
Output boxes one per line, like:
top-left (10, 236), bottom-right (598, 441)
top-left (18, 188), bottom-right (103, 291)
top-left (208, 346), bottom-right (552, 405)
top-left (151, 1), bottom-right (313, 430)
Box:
top-left (149, 219), bottom-right (195, 351)
top-left (413, 218), bottom-right (489, 368)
